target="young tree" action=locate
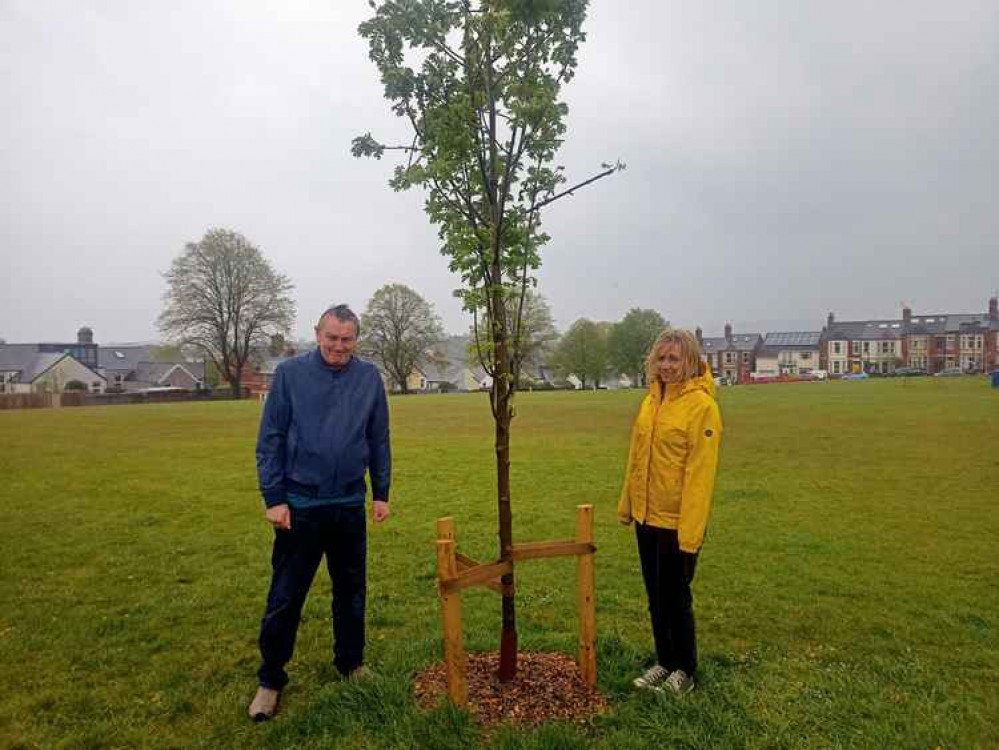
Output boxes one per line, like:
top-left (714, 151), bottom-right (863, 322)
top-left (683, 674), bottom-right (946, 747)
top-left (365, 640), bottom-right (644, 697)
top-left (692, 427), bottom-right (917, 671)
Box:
top-left (553, 317), bottom-right (609, 389)
top-left (361, 283), bottom-right (445, 393)
top-left (158, 228), bottom-right (295, 398)
top-left (354, 0), bottom-right (621, 679)
top-left (608, 308), bottom-right (667, 387)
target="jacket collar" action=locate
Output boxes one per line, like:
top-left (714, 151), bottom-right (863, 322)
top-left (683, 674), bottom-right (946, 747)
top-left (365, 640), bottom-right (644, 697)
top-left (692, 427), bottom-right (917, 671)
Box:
top-left (311, 347), bottom-right (355, 374)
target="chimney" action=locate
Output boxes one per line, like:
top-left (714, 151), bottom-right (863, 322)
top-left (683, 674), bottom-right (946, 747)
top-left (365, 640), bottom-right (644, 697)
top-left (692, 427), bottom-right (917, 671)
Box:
top-left (724, 323), bottom-right (732, 341)
top-left (827, 312), bottom-right (835, 328)
top-left (77, 326), bottom-right (93, 345)
top-left (990, 296), bottom-right (998, 322)
top-left (902, 305), bottom-right (911, 327)
top-left (695, 326), bottom-right (703, 343)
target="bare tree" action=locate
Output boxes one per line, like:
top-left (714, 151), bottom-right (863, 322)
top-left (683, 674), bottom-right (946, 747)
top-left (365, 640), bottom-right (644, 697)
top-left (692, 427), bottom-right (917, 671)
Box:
top-left (158, 228), bottom-right (295, 398)
top-left (361, 283), bottom-right (445, 393)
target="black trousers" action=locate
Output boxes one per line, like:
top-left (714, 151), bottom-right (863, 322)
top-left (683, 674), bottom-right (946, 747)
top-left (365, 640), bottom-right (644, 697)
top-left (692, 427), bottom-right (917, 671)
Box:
top-left (257, 504), bottom-right (367, 689)
top-left (635, 523), bottom-right (698, 676)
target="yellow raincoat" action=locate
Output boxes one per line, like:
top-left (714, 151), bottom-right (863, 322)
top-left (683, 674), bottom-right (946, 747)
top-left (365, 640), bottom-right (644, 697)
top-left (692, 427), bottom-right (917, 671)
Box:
top-left (618, 363), bottom-right (723, 553)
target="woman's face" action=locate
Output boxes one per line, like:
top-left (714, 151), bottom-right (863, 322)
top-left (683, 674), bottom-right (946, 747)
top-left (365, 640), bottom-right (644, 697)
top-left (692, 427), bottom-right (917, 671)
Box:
top-left (658, 342), bottom-right (685, 384)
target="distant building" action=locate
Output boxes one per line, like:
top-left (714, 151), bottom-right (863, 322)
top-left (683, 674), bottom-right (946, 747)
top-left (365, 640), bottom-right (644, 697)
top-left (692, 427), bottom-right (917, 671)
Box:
top-left (98, 345), bottom-right (204, 392)
top-left (698, 324), bottom-right (762, 384)
top-left (755, 332), bottom-right (823, 377)
top-left (0, 327), bottom-right (203, 394)
top-left (822, 297), bottom-right (998, 375)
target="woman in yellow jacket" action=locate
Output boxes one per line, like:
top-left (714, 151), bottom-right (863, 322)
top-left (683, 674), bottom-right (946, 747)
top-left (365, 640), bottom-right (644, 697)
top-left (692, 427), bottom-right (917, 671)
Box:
top-left (618, 328), bottom-right (722, 695)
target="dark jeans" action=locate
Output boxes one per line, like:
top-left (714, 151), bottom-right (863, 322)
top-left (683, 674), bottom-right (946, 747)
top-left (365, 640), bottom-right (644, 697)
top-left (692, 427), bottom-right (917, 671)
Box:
top-left (635, 523), bottom-right (698, 676)
top-left (257, 504), bottom-right (367, 689)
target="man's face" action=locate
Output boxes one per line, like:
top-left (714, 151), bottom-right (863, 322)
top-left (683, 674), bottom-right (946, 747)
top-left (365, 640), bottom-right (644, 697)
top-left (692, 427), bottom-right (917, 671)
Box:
top-left (315, 316), bottom-right (357, 368)
top-left (658, 342), bottom-right (685, 384)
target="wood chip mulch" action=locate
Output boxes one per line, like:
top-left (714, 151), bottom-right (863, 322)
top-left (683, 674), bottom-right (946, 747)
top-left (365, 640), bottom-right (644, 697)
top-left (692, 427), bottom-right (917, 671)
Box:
top-left (413, 651), bottom-right (608, 727)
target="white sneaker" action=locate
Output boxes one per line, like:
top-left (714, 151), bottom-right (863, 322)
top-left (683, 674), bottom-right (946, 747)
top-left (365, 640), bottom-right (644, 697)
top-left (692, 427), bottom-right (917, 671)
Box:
top-left (633, 664), bottom-right (669, 691)
top-left (663, 669), bottom-right (695, 695)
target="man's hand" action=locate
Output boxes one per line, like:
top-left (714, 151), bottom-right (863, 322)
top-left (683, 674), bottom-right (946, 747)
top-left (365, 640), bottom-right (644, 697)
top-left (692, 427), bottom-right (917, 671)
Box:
top-left (265, 503), bottom-right (291, 531)
top-left (372, 499), bottom-right (390, 523)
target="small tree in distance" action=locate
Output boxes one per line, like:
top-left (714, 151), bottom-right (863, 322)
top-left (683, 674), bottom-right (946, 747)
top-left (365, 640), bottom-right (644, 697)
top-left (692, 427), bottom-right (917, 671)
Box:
top-left (469, 289), bottom-right (559, 388)
top-left (553, 318), bottom-right (609, 389)
top-left (354, 0), bottom-right (621, 680)
top-left (158, 228), bottom-right (295, 398)
top-left (361, 283), bottom-right (445, 393)
top-left (608, 308), bottom-right (667, 387)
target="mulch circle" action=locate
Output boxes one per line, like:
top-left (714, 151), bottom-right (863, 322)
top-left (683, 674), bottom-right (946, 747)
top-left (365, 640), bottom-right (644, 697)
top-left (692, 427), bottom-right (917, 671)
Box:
top-left (413, 651), bottom-right (608, 727)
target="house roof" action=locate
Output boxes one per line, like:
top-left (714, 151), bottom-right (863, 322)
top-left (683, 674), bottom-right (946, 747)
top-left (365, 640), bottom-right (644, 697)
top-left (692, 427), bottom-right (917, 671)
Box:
top-left (22, 352), bottom-right (67, 382)
top-left (763, 332), bottom-right (822, 348)
top-left (826, 320), bottom-right (903, 340)
top-left (132, 361), bottom-right (205, 385)
top-left (701, 334), bottom-right (762, 353)
top-left (827, 311), bottom-right (996, 339)
top-left (0, 344), bottom-right (42, 373)
top-left (98, 345), bottom-right (155, 372)
top-left (0, 349), bottom-right (105, 384)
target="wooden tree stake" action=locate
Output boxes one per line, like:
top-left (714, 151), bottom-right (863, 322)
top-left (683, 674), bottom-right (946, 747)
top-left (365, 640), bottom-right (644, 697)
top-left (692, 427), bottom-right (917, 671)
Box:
top-left (436, 533), bottom-right (467, 706)
top-left (575, 504), bottom-right (597, 687)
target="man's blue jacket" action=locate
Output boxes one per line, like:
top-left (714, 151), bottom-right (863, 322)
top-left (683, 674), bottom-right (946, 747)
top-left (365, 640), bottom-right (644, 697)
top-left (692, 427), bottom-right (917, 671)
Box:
top-left (256, 350), bottom-right (391, 508)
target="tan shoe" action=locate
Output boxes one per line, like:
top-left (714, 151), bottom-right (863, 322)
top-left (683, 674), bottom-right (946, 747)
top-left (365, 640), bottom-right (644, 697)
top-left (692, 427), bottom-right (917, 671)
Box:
top-left (248, 686), bottom-right (280, 722)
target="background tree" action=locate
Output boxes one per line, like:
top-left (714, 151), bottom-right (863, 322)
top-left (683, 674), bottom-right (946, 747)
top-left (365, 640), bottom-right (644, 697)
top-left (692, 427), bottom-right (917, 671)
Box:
top-left (469, 289), bottom-right (558, 387)
top-left (158, 228), bottom-right (295, 398)
top-left (361, 283), bottom-right (445, 393)
top-left (608, 307), bottom-right (667, 387)
top-left (553, 318), bottom-right (609, 389)
top-left (355, 0), bottom-right (620, 679)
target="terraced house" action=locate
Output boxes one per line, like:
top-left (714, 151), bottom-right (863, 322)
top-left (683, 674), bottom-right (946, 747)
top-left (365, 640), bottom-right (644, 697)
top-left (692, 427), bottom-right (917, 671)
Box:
top-left (755, 332), bottom-right (823, 377)
top-left (822, 297), bottom-right (998, 375)
top-left (698, 324), bottom-right (763, 383)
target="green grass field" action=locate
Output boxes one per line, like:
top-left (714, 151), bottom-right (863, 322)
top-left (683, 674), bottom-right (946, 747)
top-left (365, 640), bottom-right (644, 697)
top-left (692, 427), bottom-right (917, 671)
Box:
top-left (1, 378), bottom-right (997, 749)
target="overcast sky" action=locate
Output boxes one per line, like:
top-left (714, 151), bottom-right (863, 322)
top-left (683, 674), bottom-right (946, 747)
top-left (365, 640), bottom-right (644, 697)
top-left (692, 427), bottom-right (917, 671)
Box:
top-left (2, 0), bottom-right (996, 344)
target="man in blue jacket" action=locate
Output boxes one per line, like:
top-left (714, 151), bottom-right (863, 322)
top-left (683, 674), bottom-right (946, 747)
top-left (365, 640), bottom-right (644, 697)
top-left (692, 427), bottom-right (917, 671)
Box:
top-left (249, 304), bottom-right (391, 722)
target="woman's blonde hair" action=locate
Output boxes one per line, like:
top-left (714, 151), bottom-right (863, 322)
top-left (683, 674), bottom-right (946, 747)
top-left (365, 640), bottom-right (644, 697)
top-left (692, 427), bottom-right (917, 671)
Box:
top-left (644, 328), bottom-right (704, 385)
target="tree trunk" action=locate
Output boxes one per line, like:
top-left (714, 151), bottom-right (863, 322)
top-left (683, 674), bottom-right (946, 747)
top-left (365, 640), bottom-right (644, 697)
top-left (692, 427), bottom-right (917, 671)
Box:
top-left (230, 375), bottom-right (242, 399)
top-left (491, 272), bottom-right (518, 682)
top-left (496, 394), bottom-right (517, 681)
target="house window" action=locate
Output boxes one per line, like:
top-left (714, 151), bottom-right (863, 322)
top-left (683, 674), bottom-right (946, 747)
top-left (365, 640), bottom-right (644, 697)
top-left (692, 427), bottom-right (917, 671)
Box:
top-left (801, 351), bottom-right (812, 360)
top-left (851, 341), bottom-right (860, 355)
top-left (832, 361), bottom-right (842, 374)
top-left (742, 352), bottom-right (749, 363)
top-left (725, 352), bottom-right (734, 364)
top-left (831, 342), bottom-right (843, 355)
top-left (862, 341), bottom-right (871, 354)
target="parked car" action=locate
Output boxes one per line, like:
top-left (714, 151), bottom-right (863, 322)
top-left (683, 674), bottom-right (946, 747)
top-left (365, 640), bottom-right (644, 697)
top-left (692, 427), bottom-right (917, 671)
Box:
top-left (809, 370), bottom-right (829, 381)
top-left (894, 367), bottom-right (928, 377)
top-left (934, 367), bottom-right (964, 377)
top-left (841, 372), bottom-right (869, 380)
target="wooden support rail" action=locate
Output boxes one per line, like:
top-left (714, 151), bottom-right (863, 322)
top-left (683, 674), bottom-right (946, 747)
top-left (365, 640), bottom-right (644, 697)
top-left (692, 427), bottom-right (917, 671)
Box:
top-left (441, 559), bottom-right (513, 593)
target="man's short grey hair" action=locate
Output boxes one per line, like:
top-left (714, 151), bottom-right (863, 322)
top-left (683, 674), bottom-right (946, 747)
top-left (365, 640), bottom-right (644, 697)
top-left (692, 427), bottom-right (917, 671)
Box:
top-left (316, 304), bottom-right (360, 337)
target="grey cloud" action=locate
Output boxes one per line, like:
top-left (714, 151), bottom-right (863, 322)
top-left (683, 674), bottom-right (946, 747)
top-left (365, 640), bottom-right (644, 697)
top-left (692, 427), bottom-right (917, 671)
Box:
top-left (2, 1), bottom-right (996, 344)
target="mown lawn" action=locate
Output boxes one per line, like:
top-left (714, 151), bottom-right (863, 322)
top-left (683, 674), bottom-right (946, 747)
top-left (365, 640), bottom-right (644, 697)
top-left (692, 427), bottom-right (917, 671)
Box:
top-left (1, 377), bottom-right (997, 749)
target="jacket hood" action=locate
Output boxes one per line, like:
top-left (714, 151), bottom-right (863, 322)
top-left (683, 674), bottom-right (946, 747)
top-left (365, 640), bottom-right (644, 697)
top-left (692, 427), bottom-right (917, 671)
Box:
top-left (650, 361), bottom-right (717, 403)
